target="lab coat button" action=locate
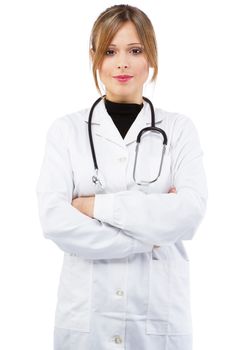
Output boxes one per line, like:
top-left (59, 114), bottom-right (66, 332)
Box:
top-left (116, 289), bottom-right (124, 296)
top-left (113, 335), bottom-right (122, 344)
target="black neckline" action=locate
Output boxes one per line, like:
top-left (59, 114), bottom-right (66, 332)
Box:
top-left (104, 98), bottom-right (143, 115)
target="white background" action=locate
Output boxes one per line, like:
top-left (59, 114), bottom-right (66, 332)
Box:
top-left (0, 0), bottom-right (234, 349)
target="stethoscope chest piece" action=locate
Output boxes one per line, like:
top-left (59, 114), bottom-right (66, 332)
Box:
top-left (92, 169), bottom-right (106, 193)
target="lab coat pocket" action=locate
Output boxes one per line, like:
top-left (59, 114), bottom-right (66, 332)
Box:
top-left (55, 253), bottom-right (93, 332)
top-left (146, 258), bottom-right (192, 335)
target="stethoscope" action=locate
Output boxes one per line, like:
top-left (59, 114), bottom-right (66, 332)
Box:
top-left (88, 95), bottom-right (168, 191)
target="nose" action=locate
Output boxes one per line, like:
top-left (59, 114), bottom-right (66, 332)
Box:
top-left (116, 63), bottom-right (128, 69)
top-left (116, 51), bottom-right (129, 69)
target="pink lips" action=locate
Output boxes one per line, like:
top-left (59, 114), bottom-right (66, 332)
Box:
top-left (113, 75), bottom-right (133, 83)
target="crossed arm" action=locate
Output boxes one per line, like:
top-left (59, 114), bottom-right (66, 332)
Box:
top-left (37, 115), bottom-right (207, 257)
top-left (71, 186), bottom-right (177, 250)
top-left (71, 187), bottom-right (176, 218)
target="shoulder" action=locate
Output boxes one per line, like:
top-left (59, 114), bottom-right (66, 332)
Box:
top-left (46, 108), bottom-right (89, 139)
top-left (156, 107), bottom-right (195, 127)
top-left (156, 107), bottom-right (199, 135)
top-left (155, 107), bottom-right (201, 148)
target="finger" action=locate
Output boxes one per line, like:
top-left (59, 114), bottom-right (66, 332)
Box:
top-left (168, 187), bottom-right (177, 193)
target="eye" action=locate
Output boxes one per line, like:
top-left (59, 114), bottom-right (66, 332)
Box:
top-left (130, 48), bottom-right (143, 55)
top-left (105, 49), bottom-right (115, 56)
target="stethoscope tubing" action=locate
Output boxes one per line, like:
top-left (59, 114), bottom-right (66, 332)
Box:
top-left (88, 96), bottom-right (104, 172)
top-left (88, 95), bottom-right (168, 188)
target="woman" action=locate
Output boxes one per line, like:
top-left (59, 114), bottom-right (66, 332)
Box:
top-left (36, 4), bottom-right (207, 350)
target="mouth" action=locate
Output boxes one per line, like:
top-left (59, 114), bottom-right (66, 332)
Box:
top-left (113, 75), bottom-right (134, 83)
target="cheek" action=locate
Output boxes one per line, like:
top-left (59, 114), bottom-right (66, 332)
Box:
top-left (135, 60), bottom-right (149, 80)
top-left (99, 60), bottom-right (112, 79)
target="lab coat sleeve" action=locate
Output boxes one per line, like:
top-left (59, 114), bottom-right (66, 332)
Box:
top-left (36, 117), bottom-right (152, 259)
top-left (93, 115), bottom-right (208, 246)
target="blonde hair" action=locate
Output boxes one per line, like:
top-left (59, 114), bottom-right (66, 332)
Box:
top-left (89, 4), bottom-right (158, 96)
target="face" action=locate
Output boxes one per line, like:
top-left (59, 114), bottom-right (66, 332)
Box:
top-left (98, 21), bottom-right (150, 104)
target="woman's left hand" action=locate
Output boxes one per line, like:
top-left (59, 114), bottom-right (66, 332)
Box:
top-left (71, 196), bottom-right (95, 218)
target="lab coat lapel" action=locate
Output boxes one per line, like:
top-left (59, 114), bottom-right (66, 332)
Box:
top-left (124, 101), bottom-right (163, 145)
top-left (85, 99), bottom-right (125, 148)
top-left (123, 101), bottom-right (150, 146)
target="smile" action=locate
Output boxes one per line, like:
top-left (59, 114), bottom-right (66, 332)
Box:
top-left (113, 75), bottom-right (133, 83)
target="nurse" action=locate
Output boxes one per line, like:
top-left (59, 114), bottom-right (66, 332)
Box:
top-left (36, 4), bottom-right (207, 350)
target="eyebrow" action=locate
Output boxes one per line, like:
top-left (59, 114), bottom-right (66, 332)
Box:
top-left (108, 43), bottom-right (143, 47)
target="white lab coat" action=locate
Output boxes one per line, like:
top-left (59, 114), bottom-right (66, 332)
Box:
top-left (36, 99), bottom-right (207, 350)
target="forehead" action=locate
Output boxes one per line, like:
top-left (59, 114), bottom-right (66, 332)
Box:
top-left (110, 21), bottom-right (141, 45)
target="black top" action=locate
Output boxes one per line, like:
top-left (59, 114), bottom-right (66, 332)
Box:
top-left (104, 98), bottom-right (144, 139)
